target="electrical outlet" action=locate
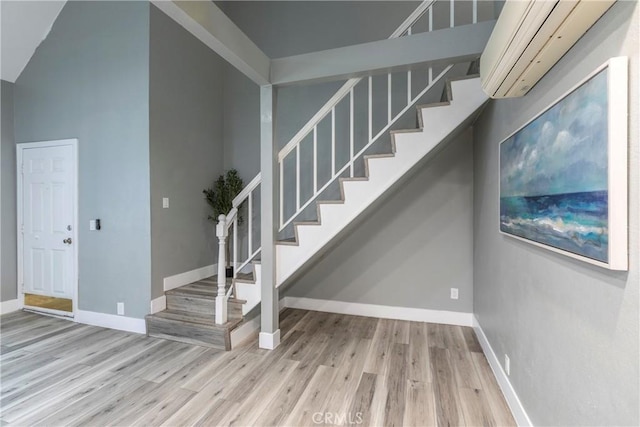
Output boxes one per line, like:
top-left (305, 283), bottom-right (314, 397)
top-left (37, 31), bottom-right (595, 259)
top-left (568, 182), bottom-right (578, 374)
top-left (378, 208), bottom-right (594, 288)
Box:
top-left (450, 288), bottom-right (459, 300)
top-left (504, 354), bottom-right (511, 376)
top-left (117, 302), bottom-right (125, 316)
top-left (89, 220), bottom-right (96, 231)
top-left (162, 197), bottom-right (169, 209)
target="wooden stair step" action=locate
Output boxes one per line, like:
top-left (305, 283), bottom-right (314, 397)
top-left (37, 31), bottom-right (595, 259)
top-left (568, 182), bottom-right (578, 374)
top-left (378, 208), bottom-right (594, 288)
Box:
top-left (145, 309), bottom-right (242, 350)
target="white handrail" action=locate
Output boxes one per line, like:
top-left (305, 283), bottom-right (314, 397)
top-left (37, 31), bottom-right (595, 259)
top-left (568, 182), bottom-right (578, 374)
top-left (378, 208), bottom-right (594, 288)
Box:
top-left (278, 0), bottom-right (437, 162)
top-left (233, 172), bottom-right (261, 207)
top-left (225, 207), bottom-right (238, 228)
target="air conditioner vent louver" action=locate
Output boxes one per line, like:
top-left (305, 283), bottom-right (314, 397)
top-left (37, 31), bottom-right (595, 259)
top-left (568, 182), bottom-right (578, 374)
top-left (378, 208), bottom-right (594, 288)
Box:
top-left (480, 0), bottom-right (615, 98)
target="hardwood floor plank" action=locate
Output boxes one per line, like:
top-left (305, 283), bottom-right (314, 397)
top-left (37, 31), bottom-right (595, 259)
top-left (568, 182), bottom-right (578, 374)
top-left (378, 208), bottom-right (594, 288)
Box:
top-left (408, 321), bottom-right (431, 383)
top-left (431, 347), bottom-right (465, 426)
top-left (450, 349), bottom-right (483, 390)
top-left (348, 372), bottom-right (378, 427)
top-left (392, 320), bottom-right (410, 344)
top-left (3, 367), bottom-right (117, 424)
top-left (459, 387), bottom-right (497, 427)
top-left (383, 343), bottom-right (409, 427)
top-left (77, 334), bottom-right (161, 368)
top-left (160, 348), bottom-right (224, 388)
top-left (256, 334), bottom-right (333, 427)
top-left (316, 329), bottom-right (354, 368)
top-left (277, 364), bottom-right (336, 427)
top-left (363, 319), bottom-right (394, 375)
top-left (279, 308), bottom-right (309, 338)
top-left (443, 325), bottom-right (468, 354)
top-left (462, 327), bottom-right (483, 353)
top-left (427, 323), bottom-right (446, 349)
top-left (129, 387), bottom-right (196, 426)
top-left (322, 338), bottom-right (371, 417)
top-left (194, 398), bottom-right (241, 427)
top-left (368, 371), bottom-right (389, 426)
top-left (0, 363), bottom-right (93, 412)
top-left (69, 379), bottom-right (159, 426)
top-left (225, 358), bottom-right (299, 427)
top-left (131, 342), bottom-right (204, 383)
top-left (471, 352), bottom-right (517, 426)
top-left (178, 348), bottom-right (249, 392)
top-left (349, 315), bottom-right (378, 340)
top-left (403, 380), bottom-right (436, 427)
top-left (36, 373), bottom-right (149, 426)
top-left (0, 353), bottom-right (59, 384)
top-left (1, 353), bottom-right (81, 393)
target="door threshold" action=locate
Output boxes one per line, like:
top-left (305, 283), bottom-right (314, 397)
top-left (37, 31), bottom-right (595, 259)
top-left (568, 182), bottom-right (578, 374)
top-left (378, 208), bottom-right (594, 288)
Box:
top-left (23, 305), bottom-right (75, 319)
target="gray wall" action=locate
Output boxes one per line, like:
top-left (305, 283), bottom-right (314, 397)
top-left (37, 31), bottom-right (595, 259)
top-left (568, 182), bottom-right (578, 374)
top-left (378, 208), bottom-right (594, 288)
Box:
top-left (14, 1), bottom-right (151, 318)
top-left (1, 80), bottom-right (17, 302)
top-left (285, 129), bottom-right (474, 313)
top-left (222, 63), bottom-right (260, 181)
top-left (473, 2), bottom-right (639, 425)
top-left (149, 5), bottom-right (225, 300)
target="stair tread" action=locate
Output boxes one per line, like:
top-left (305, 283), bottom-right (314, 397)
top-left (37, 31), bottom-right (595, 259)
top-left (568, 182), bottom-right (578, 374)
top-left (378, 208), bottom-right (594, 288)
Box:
top-left (277, 237), bottom-right (298, 246)
top-left (148, 309), bottom-right (241, 329)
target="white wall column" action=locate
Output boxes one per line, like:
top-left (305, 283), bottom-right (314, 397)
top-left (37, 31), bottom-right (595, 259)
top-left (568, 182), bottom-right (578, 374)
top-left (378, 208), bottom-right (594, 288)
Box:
top-left (259, 85), bottom-right (280, 350)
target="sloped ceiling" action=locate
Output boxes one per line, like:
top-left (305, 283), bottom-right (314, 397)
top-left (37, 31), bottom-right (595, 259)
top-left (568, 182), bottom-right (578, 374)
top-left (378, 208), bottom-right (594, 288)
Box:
top-left (1, 0), bottom-right (67, 83)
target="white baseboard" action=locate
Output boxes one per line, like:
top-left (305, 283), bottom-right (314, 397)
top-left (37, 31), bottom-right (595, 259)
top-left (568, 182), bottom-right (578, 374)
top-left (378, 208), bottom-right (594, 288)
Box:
top-left (150, 295), bottom-right (166, 314)
top-left (0, 299), bottom-right (21, 315)
top-left (473, 316), bottom-right (532, 427)
top-left (75, 310), bottom-right (146, 334)
top-left (283, 296), bottom-right (473, 326)
top-left (259, 329), bottom-right (281, 350)
top-left (163, 264), bottom-right (217, 292)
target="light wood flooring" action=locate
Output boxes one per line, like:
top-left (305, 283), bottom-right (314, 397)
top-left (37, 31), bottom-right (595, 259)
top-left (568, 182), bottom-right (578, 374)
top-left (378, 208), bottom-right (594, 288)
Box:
top-left (0, 309), bottom-right (515, 426)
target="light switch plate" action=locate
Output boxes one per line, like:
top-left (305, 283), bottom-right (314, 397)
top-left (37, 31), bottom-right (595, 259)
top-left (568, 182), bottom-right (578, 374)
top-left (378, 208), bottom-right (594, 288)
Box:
top-left (89, 220), bottom-right (96, 231)
top-left (162, 197), bottom-right (169, 209)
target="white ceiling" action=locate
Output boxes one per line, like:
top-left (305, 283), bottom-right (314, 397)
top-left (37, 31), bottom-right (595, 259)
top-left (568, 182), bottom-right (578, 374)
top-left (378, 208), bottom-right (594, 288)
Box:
top-left (1, 0), bottom-right (67, 83)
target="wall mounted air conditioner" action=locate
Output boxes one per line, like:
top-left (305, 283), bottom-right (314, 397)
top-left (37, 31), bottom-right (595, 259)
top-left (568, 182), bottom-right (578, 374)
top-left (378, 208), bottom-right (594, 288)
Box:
top-left (480, 0), bottom-right (615, 98)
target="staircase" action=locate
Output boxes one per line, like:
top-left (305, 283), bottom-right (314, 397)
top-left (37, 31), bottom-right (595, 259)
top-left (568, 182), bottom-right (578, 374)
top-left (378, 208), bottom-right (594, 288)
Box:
top-left (146, 0), bottom-right (490, 350)
top-left (145, 268), bottom-right (260, 350)
top-left (276, 75), bottom-right (486, 285)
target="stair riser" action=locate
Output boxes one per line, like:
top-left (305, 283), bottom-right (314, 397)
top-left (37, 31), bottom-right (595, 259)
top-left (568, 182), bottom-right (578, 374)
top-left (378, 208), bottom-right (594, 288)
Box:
top-left (146, 317), bottom-right (229, 350)
top-left (166, 294), bottom-right (243, 320)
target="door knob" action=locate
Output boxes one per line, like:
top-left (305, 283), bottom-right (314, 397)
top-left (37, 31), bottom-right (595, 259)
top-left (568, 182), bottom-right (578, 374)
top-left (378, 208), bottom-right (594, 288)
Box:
top-left (63, 238), bottom-right (72, 244)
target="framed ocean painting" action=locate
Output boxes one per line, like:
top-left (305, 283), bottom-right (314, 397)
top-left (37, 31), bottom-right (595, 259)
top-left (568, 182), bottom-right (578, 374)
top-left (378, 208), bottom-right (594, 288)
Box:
top-left (499, 57), bottom-right (628, 270)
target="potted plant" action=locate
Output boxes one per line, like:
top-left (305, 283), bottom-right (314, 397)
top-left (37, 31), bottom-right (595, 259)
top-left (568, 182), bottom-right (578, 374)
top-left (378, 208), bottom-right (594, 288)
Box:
top-left (203, 169), bottom-right (244, 278)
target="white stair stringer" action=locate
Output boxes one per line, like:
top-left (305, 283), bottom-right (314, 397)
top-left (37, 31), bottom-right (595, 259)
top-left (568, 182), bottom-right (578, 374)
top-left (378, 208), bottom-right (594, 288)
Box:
top-left (234, 262), bottom-right (261, 315)
top-left (276, 77), bottom-right (488, 287)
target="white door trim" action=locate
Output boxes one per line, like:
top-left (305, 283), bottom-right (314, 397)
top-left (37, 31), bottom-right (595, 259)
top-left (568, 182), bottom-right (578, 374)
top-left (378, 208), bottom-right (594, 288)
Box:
top-left (17, 138), bottom-right (79, 317)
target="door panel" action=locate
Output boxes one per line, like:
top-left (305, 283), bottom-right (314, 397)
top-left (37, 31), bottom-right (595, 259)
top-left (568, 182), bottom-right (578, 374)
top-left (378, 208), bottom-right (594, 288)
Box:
top-left (22, 145), bottom-right (75, 301)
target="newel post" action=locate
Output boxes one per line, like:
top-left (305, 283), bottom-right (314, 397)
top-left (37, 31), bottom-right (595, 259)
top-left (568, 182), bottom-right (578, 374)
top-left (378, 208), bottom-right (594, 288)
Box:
top-left (215, 214), bottom-right (228, 325)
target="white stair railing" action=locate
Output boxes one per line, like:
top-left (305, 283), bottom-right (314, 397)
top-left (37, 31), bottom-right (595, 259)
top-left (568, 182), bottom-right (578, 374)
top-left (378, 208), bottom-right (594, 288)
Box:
top-left (214, 0), bottom-right (481, 322)
top-left (215, 175), bottom-right (261, 324)
top-left (277, 0), bottom-right (482, 231)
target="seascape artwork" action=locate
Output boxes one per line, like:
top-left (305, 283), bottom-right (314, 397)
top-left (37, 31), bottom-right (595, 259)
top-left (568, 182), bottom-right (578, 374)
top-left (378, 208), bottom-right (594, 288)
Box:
top-left (500, 69), bottom-right (609, 263)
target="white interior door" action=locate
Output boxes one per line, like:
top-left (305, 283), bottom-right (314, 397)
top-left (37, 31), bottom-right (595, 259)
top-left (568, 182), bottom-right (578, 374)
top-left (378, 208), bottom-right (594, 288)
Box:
top-left (20, 141), bottom-right (77, 304)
